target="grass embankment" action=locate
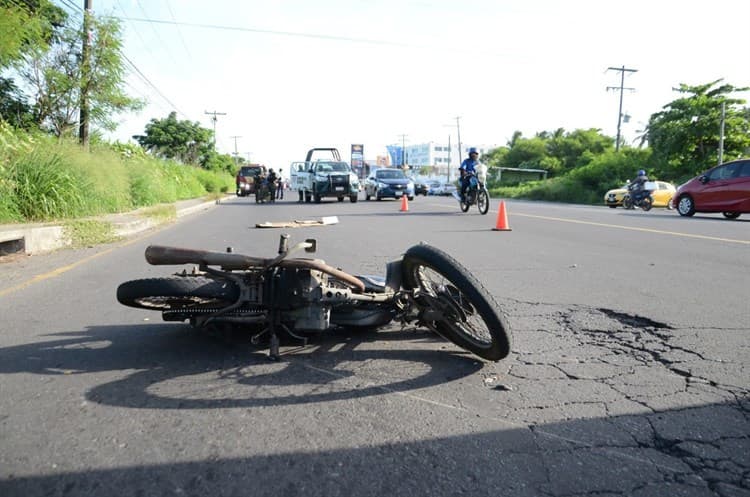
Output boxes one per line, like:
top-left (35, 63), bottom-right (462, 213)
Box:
top-left (0, 123), bottom-right (233, 228)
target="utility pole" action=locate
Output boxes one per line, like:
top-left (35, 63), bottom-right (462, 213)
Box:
top-left (607, 66), bottom-right (637, 152)
top-left (230, 135), bottom-right (242, 163)
top-left (204, 110), bottom-right (226, 151)
top-left (446, 135), bottom-right (451, 182)
top-left (397, 134), bottom-right (408, 167)
top-left (455, 116), bottom-right (463, 164)
top-left (78, 0), bottom-right (93, 148)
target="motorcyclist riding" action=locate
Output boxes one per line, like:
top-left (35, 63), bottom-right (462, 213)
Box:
top-left (629, 169), bottom-right (649, 202)
top-left (460, 147), bottom-right (481, 202)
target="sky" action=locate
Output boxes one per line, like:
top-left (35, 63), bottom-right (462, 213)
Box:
top-left (60, 0), bottom-right (750, 171)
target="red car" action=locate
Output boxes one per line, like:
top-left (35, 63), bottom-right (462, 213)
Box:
top-left (672, 159), bottom-right (750, 219)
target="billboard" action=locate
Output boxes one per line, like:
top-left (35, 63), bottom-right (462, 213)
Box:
top-left (351, 144), bottom-right (364, 178)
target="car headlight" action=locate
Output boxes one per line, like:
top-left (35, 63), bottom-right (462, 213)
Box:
top-left (378, 182), bottom-right (388, 188)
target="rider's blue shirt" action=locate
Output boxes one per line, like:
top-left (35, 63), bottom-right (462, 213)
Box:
top-left (460, 158), bottom-right (478, 174)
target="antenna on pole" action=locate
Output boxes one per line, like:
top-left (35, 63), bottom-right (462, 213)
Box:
top-left (606, 66), bottom-right (637, 152)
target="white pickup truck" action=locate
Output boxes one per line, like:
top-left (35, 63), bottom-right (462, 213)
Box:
top-left (290, 148), bottom-right (360, 203)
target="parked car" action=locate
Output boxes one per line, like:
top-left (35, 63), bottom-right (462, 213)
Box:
top-left (236, 164), bottom-right (266, 197)
top-left (671, 159), bottom-right (750, 218)
top-left (428, 181), bottom-right (458, 196)
top-left (604, 181), bottom-right (676, 208)
top-left (364, 168), bottom-right (415, 200)
top-left (412, 179), bottom-right (430, 196)
top-left (426, 181), bottom-right (442, 195)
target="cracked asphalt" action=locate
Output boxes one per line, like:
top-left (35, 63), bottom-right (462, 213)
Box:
top-left (0, 197), bottom-right (747, 496)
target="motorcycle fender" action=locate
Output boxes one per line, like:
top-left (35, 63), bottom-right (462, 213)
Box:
top-left (385, 259), bottom-right (402, 292)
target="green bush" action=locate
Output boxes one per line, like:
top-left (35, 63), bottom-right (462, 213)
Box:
top-left (10, 150), bottom-right (89, 220)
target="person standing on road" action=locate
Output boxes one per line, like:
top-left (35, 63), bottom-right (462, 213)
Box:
top-left (276, 170), bottom-right (284, 199)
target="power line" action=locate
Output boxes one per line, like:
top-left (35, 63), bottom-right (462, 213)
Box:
top-left (121, 52), bottom-right (191, 119)
top-left (118, 16), bottom-right (435, 50)
top-left (164, 0), bottom-right (193, 60)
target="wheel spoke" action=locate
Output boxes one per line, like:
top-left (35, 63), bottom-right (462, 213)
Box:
top-left (415, 266), bottom-right (493, 344)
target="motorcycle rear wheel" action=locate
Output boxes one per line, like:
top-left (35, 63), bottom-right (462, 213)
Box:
top-left (117, 276), bottom-right (239, 310)
top-left (477, 189), bottom-right (490, 215)
top-left (641, 196), bottom-right (653, 211)
top-left (401, 244), bottom-right (511, 361)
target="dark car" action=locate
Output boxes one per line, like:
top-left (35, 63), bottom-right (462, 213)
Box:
top-left (671, 159), bottom-right (750, 218)
top-left (364, 168), bottom-right (415, 201)
top-left (236, 164), bottom-right (266, 196)
top-left (412, 178), bottom-right (430, 196)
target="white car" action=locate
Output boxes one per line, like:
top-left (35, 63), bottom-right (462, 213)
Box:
top-left (428, 181), bottom-right (458, 196)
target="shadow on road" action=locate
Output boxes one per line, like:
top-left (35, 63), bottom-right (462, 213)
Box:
top-left (0, 323), bottom-right (483, 409)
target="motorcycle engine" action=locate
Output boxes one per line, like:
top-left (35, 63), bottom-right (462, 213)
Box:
top-left (277, 268), bottom-right (331, 331)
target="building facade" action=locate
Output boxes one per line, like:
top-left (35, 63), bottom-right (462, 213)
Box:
top-left (387, 142), bottom-right (497, 177)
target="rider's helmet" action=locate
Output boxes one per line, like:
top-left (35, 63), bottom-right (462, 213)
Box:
top-left (637, 169), bottom-right (646, 176)
top-left (269, 168), bottom-right (274, 173)
top-left (468, 147), bottom-right (478, 155)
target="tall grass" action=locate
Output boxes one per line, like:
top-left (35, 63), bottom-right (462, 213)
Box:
top-left (0, 127), bottom-right (234, 224)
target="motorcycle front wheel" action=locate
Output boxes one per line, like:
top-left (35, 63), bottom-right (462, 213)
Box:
top-left (477, 189), bottom-right (490, 215)
top-left (117, 276), bottom-right (239, 310)
top-left (401, 244), bottom-right (511, 361)
top-left (641, 196), bottom-right (653, 211)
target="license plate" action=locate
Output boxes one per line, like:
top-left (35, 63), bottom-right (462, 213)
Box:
top-left (335, 186), bottom-right (344, 192)
top-left (394, 191), bottom-right (403, 196)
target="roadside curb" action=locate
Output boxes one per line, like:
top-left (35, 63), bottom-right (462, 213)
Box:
top-left (0, 197), bottom-right (225, 257)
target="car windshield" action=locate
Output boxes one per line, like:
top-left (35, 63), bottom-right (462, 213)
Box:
top-left (377, 169), bottom-right (407, 179)
top-left (239, 167), bottom-right (261, 177)
top-left (316, 161), bottom-right (350, 173)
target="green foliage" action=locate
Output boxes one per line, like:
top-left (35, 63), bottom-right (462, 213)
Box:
top-left (646, 80), bottom-right (750, 182)
top-left (485, 128), bottom-right (615, 177)
top-left (201, 151), bottom-right (237, 175)
top-left (0, 2), bottom-right (43, 68)
top-left (134, 112), bottom-right (213, 165)
top-left (0, 127), bottom-right (234, 224)
top-left (18, 12), bottom-right (143, 137)
top-left (9, 149), bottom-right (89, 220)
top-left (490, 147), bottom-right (653, 205)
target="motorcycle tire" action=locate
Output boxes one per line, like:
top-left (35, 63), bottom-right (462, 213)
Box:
top-left (622, 196), bottom-right (633, 210)
top-left (641, 196), bottom-right (653, 211)
top-left (401, 244), bottom-right (512, 361)
top-left (117, 276), bottom-right (239, 311)
top-left (460, 199), bottom-right (470, 212)
top-left (477, 189), bottom-right (490, 215)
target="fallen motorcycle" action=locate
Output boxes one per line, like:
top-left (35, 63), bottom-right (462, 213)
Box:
top-left (116, 235), bottom-right (512, 361)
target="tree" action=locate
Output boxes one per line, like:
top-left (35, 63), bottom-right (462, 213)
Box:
top-left (0, 77), bottom-right (35, 128)
top-left (134, 112), bottom-right (214, 165)
top-left (19, 13), bottom-right (142, 138)
top-left (645, 79), bottom-right (750, 181)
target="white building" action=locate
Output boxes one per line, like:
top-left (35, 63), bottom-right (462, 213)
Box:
top-left (388, 142), bottom-right (498, 179)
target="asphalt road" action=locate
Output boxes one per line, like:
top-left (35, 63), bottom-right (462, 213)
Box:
top-left (1, 194), bottom-right (748, 497)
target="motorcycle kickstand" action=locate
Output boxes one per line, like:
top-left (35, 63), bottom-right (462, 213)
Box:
top-left (249, 326), bottom-right (281, 361)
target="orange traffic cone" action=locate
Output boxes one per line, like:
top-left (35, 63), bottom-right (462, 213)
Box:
top-left (400, 194), bottom-right (409, 212)
top-left (492, 200), bottom-right (512, 231)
